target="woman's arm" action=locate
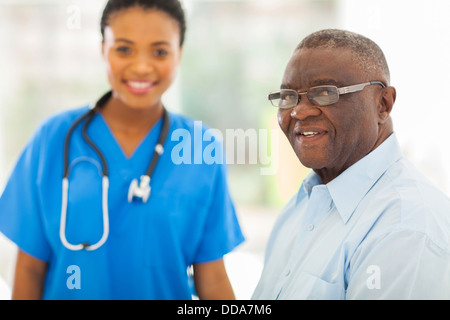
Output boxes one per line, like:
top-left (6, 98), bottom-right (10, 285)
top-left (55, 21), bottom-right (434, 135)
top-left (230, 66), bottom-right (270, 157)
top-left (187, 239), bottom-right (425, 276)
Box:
top-left (193, 259), bottom-right (235, 300)
top-left (12, 249), bottom-right (48, 300)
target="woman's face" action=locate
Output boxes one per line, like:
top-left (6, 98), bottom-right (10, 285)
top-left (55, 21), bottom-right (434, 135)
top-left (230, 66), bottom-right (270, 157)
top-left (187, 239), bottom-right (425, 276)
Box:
top-left (102, 7), bottom-right (182, 110)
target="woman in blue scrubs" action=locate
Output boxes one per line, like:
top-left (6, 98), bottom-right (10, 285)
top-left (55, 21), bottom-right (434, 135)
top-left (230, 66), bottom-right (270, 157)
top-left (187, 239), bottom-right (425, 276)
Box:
top-left (0, 0), bottom-right (244, 299)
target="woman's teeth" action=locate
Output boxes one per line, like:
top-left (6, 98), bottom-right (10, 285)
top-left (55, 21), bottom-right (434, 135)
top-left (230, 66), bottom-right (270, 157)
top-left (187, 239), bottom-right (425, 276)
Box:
top-left (127, 81), bottom-right (152, 89)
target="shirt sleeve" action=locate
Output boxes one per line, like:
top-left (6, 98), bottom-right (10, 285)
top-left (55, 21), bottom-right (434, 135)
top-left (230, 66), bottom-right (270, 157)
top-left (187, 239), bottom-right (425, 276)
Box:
top-left (0, 125), bottom-right (51, 261)
top-left (346, 229), bottom-right (450, 299)
top-left (193, 162), bottom-right (245, 264)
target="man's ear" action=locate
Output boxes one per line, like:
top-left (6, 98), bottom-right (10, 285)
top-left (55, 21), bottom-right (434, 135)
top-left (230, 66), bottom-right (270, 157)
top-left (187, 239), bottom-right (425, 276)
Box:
top-left (378, 86), bottom-right (396, 124)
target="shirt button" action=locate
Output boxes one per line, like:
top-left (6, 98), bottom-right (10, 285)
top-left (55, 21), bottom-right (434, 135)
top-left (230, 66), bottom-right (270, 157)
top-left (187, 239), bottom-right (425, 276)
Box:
top-left (307, 224), bottom-right (314, 231)
top-left (284, 269), bottom-right (291, 276)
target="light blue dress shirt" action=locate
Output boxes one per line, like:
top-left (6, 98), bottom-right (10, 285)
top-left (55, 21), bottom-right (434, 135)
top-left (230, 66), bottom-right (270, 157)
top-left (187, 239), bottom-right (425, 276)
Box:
top-left (252, 134), bottom-right (450, 299)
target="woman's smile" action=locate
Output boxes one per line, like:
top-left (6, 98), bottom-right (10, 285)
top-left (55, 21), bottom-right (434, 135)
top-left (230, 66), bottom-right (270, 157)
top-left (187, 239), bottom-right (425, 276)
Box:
top-left (123, 80), bottom-right (158, 95)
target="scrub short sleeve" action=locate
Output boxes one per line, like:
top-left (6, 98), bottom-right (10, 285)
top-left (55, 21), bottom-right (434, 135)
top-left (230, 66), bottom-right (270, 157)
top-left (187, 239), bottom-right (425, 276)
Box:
top-left (0, 126), bottom-right (51, 261)
top-left (193, 163), bottom-right (245, 264)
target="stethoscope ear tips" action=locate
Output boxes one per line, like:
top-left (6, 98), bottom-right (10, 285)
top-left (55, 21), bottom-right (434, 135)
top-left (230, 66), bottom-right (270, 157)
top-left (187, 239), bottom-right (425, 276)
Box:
top-left (128, 175), bottom-right (151, 203)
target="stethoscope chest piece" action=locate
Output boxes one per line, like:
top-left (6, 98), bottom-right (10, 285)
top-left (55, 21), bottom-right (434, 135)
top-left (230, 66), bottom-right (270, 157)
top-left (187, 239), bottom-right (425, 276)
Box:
top-left (128, 175), bottom-right (151, 203)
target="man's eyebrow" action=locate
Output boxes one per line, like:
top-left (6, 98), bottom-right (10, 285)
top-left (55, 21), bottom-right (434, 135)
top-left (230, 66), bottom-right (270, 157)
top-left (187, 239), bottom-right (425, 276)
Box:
top-left (279, 79), bottom-right (342, 90)
top-left (311, 78), bottom-right (341, 87)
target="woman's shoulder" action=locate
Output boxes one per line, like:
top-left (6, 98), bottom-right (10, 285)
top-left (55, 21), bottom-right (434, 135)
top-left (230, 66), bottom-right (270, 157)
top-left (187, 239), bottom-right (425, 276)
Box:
top-left (36, 105), bottom-right (91, 136)
top-left (43, 105), bottom-right (91, 128)
top-left (23, 106), bottom-right (92, 149)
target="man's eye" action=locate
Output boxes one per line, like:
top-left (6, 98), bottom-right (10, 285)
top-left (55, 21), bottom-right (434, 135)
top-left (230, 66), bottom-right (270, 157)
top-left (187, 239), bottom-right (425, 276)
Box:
top-left (318, 89), bottom-right (332, 96)
top-left (284, 94), bottom-right (296, 102)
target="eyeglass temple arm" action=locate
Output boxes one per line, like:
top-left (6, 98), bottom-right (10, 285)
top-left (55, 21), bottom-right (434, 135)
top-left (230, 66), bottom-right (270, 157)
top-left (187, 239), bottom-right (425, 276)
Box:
top-left (338, 81), bottom-right (386, 95)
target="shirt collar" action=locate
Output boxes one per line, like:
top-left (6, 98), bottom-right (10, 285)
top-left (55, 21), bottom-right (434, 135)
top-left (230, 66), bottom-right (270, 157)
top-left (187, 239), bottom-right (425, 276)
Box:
top-left (297, 133), bottom-right (403, 224)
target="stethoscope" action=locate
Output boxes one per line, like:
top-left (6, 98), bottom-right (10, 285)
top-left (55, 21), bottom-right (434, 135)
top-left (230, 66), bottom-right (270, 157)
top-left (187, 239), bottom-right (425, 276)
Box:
top-left (59, 91), bottom-right (170, 251)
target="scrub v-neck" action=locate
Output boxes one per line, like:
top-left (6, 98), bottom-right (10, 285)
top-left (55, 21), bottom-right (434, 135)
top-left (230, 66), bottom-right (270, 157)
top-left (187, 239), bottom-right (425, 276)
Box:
top-left (89, 112), bottom-right (164, 170)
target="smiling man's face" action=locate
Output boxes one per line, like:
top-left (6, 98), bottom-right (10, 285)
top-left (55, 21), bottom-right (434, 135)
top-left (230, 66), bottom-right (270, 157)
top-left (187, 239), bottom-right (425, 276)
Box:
top-left (278, 47), bottom-right (393, 184)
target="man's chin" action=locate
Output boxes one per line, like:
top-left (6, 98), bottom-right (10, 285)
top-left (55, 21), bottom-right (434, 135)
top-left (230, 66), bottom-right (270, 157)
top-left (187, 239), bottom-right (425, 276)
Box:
top-left (297, 155), bottom-right (328, 170)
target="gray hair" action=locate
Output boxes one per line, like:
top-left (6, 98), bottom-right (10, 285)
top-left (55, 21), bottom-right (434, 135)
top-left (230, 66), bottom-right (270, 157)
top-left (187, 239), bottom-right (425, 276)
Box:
top-left (296, 29), bottom-right (390, 84)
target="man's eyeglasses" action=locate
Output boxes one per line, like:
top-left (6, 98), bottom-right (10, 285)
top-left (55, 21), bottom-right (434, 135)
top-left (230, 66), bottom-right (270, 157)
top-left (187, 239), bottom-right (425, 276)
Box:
top-left (268, 81), bottom-right (386, 109)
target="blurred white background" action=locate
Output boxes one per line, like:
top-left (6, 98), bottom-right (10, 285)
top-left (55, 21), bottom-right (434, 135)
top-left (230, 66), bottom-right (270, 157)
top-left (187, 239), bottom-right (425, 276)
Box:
top-left (1, 0), bottom-right (449, 299)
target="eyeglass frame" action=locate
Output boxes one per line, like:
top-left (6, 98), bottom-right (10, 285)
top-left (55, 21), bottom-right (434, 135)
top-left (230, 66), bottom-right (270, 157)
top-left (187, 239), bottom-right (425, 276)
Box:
top-left (268, 80), bottom-right (386, 109)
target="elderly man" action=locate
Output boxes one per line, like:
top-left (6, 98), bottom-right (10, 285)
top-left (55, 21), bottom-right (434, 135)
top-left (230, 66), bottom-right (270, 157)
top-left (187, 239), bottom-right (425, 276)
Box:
top-left (252, 29), bottom-right (450, 299)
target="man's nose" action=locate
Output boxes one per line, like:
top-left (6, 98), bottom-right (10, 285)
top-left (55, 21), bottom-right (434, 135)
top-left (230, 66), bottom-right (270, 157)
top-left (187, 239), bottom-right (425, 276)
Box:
top-left (290, 94), bottom-right (321, 120)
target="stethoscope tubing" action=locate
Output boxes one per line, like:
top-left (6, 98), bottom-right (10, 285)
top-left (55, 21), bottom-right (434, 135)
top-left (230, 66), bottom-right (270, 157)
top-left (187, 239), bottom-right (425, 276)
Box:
top-left (59, 91), bottom-right (169, 251)
top-left (60, 176), bottom-right (110, 251)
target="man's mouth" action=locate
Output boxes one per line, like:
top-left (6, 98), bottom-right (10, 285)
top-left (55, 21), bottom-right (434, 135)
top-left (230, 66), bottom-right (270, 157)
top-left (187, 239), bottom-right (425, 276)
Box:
top-left (300, 131), bottom-right (320, 137)
top-left (294, 127), bottom-right (328, 143)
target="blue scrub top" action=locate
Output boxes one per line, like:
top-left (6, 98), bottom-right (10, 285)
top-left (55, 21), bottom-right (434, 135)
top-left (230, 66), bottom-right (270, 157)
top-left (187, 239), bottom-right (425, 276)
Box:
top-left (0, 106), bottom-right (244, 299)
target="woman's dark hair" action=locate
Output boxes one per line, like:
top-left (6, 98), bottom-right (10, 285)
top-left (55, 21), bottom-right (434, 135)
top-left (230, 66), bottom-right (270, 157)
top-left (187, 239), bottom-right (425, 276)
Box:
top-left (100, 0), bottom-right (186, 46)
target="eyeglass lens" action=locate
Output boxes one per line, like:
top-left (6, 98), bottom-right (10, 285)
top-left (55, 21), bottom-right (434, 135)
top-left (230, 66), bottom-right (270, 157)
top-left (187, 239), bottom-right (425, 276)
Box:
top-left (270, 86), bottom-right (340, 108)
top-left (307, 86), bottom-right (339, 106)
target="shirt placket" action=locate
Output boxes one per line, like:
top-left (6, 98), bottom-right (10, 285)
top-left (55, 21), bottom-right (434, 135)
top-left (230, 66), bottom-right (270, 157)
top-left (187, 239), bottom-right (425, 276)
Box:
top-left (274, 185), bottom-right (333, 299)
